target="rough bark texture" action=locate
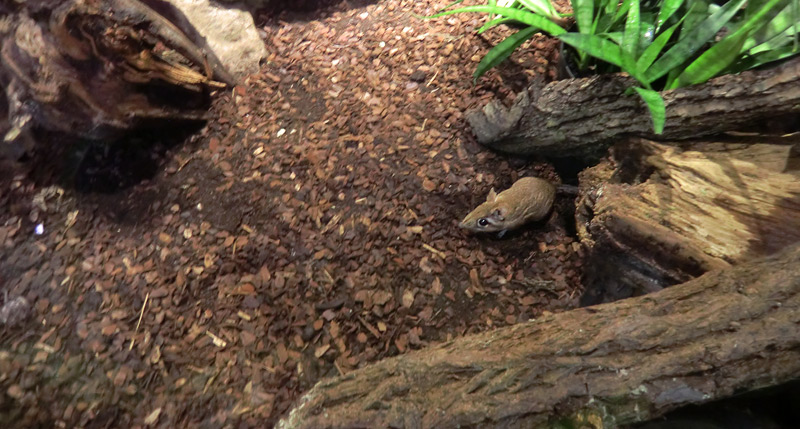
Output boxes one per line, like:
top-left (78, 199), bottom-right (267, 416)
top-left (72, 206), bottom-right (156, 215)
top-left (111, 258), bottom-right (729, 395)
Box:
top-left (465, 55), bottom-right (800, 160)
top-left (0, 0), bottom-right (231, 155)
top-left (577, 139), bottom-right (800, 304)
top-left (278, 243), bottom-right (800, 429)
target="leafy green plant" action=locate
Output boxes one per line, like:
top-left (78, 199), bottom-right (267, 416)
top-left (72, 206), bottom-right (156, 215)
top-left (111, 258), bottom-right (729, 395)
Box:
top-left (426, 0), bottom-right (800, 134)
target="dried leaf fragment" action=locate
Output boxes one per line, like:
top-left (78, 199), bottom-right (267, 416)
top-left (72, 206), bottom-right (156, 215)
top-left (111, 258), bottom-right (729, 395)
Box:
top-left (469, 268), bottom-right (484, 295)
top-left (395, 335), bottom-right (408, 352)
top-left (277, 343), bottom-right (288, 364)
top-left (233, 283), bottom-right (255, 295)
top-left (431, 277), bottom-right (443, 295)
top-left (6, 385), bottom-right (23, 399)
top-left (314, 344), bottom-right (331, 358)
top-left (419, 256), bottom-right (433, 274)
top-left (65, 210), bottom-right (79, 229)
top-left (144, 408), bottom-right (162, 425)
top-left (402, 289), bottom-right (415, 308)
top-left (240, 330), bottom-right (256, 346)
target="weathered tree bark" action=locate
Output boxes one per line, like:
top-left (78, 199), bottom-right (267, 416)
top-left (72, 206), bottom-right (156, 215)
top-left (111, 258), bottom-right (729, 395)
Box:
top-left (0, 0), bottom-right (232, 154)
top-left (466, 55), bottom-right (800, 160)
top-left (278, 243), bottom-right (800, 429)
top-left (576, 138), bottom-right (800, 303)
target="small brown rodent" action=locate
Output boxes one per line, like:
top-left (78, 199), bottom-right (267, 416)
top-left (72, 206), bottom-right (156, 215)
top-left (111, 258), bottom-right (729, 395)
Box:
top-left (459, 177), bottom-right (558, 237)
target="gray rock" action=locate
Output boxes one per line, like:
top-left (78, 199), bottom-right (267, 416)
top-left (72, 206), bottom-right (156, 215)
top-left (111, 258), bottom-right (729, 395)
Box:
top-left (167, 0), bottom-right (267, 80)
top-left (0, 297), bottom-right (31, 327)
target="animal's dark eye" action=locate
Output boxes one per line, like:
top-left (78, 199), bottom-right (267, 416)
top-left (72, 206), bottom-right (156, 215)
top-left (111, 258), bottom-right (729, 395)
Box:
top-left (478, 218), bottom-right (489, 227)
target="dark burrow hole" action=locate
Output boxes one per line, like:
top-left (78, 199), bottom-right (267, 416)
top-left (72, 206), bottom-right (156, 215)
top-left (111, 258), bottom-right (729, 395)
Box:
top-left (550, 156), bottom-right (588, 239)
top-left (630, 379), bottom-right (800, 429)
top-left (26, 120), bottom-right (203, 194)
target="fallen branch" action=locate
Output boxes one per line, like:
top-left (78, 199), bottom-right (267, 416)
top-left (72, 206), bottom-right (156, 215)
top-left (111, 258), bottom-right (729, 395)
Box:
top-left (466, 56), bottom-right (800, 160)
top-left (279, 243), bottom-right (800, 428)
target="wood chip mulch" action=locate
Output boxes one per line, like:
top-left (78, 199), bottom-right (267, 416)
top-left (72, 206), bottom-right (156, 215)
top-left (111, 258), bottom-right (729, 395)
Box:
top-left (0, 0), bottom-right (584, 426)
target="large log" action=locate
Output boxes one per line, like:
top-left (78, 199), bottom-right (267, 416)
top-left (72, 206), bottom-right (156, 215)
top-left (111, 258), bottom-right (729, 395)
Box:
top-left (577, 139), bottom-right (800, 303)
top-left (465, 55), bottom-right (800, 160)
top-left (278, 243), bottom-right (800, 429)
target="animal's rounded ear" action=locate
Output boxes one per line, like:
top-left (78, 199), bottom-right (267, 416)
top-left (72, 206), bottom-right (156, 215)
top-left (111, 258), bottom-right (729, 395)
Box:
top-left (486, 188), bottom-right (497, 202)
top-left (491, 207), bottom-right (506, 221)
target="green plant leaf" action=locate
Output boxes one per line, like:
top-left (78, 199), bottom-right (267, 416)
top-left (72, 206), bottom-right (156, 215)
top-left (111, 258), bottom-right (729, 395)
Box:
top-left (669, 30), bottom-right (750, 88)
top-left (622, 0), bottom-right (641, 73)
top-left (638, 12), bottom-right (657, 50)
top-left (636, 21), bottom-right (680, 75)
top-left (478, 16), bottom-right (514, 34)
top-left (744, 2), bottom-right (799, 51)
top-left (593, 0), bottom-right (626, 33)
top-left (794, 0), bottom-right (800, 50)
top-left (435, 0), bottom-right (467, 13)
top-left (742, 0), bottom-right (765, 20)
top-left (517, 0), bottom-right (558, 19)
top-left (678, 0), bottom-right (711, 41)
top-left (474, 26), bottom-right (539, 80)
top-left (643, 0), bottom-right (748, 83)
top-left (750, 22), bottom-right (800, 54)
top-left (671, 0), bottom-right (788, 88)
top-left (604, 0), bottom-right (619, 16)
top-left (572, 0), bottom-right (594, 34)
top-left (558, 33), bottom-right (624, 69)
top-left (602, 31), bottom-right (623, 45)
top-left (620, 50), bottom-right (640, 80)
top-left (614, 0), bottom-right (632, 24)
top-left (424, 5), bottom-right (567, 36)
top-left (655, 0), bottom-right (685, 32)
top-left (729, 46), bottom-right (800, 72)
top-left (732, 0), bottom-right (792, 43)
top-left (631, 87), bottom-right (666, 134)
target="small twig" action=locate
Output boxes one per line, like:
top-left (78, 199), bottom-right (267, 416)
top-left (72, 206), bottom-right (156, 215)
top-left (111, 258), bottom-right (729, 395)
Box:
top-left (422, 243), bottom-right (446, 260)
top-left (334, 360), bottom-right (345, 377)
top-left (357, 315), bottom-right (381, 339)
top-left (203, 368), bottom-right (220, 394)
top-left (177, 155), bottom-right (193, 172)
top-left (129, 291), bottom-right (150, 350)
top-left (426, 70), bottom-right (439, 87)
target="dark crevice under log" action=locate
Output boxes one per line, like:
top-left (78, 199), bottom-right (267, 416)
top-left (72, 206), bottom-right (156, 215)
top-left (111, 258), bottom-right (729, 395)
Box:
top-left (278, 243), bottom-right (800, 429)
top-left (466, 56), bottom-right (800, 160)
